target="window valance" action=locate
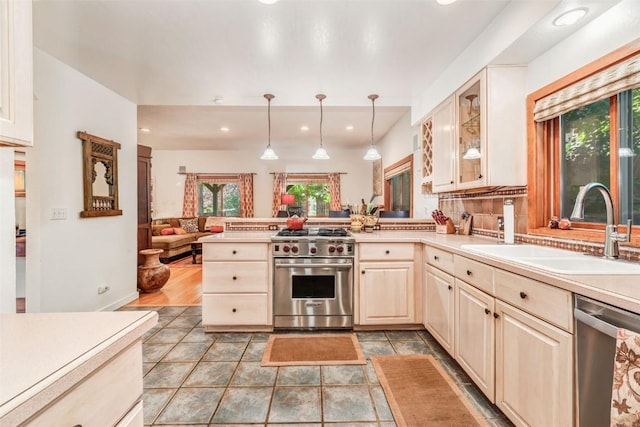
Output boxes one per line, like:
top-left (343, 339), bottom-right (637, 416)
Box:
top-left (533, 54), bottom-right (640, 122)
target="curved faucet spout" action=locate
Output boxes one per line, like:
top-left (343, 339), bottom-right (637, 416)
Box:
top-left (570, 182), bottom-right (615, 226)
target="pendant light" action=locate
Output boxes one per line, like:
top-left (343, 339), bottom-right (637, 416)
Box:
top-left (260, 93), bottom-right (278, 160)
top-left (363, 94), bottom-right (382, 160)
top-left (312, 94), bottom-right (330, 160)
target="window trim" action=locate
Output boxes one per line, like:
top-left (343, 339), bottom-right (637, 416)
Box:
top-left (527, 40), bottom-right (640, 245)
top-left (285, 173), bottom-right (331, 217)
top-left (383, 154), bottom-right (413, 215)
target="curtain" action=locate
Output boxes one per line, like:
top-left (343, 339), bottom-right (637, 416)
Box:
top-left (328, 173), bottom-right (342, 210)
top-left (534, 54), bottom-right (640, 122)
top-left (272, 172), bottom-right (287, 217)
top-left (237, 173), bottom-right (254, 218)
top-left (182, 173), bottom-right (198, 217)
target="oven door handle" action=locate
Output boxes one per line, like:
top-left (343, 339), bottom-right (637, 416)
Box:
top-left (275, 263), bottom-right (353, 270)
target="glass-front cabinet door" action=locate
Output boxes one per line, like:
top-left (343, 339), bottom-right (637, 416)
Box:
top-left (456, 71), bottom-right (486, 189)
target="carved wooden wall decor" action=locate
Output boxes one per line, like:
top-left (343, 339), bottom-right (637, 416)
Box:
top-left (77, 131), bottom-right (123, 217)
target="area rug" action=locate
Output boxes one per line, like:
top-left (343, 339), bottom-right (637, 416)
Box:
top-left (371, 355), bottom-right (490, 427)
top-left (261, 334), bottom-right (366, 366)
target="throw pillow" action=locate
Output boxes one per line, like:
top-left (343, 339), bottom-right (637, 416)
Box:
top-left (179, 218), bottom-right (199, 233)
top-left (160, 227), bottom-right (175, 236)
top-left (210, 225), bottom-right (224, 233)
top-left (152, 224), bottom-right (171, 236)
top-left (173, 227), bottom-right (187, 235)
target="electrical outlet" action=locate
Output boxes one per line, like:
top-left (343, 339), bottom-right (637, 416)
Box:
top-left (51, 208), bottom-right (67, 220)
top-left (373, 224), bottom-right (381, 231)
top-left (97, 285), bottom-right (110, 294)
top-left (268, 224), bottom-right (278, 231)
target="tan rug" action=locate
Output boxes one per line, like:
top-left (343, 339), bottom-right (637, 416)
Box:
top-left (261, 334), bottom-right (366, 366)
top-left (371, 355), bottom-right (490, 427)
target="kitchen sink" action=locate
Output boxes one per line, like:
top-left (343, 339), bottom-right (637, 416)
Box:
top-left (461, 244), bottom-right (574, 258)
top-left (461, 244), bottom-right (640, 275)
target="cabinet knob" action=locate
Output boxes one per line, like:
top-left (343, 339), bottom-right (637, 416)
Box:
top-left (385, 250), bottom-right (390, 254)
top-left (361, 270), bottom-right (365, 274)
top-left (493, 312), bottom-right (499, 319)
top-left (232, 276), bottom-right (237, 280)
top-left (232, 250), bottom-right (237, 254)
top-left (447, 285), bottom-right (452, 291)
top-left (450, 180), bottom-right (454, 184)
top-left (433, 255), bottom-right (439, 261)
top-left (484, 308), bottom-right (490, 315)
top-left (232, 308), bottom-right (237, 313)
top-left (466, 270), bottom-right (472, 276)
top-left (520, 291), bottom-right (527, 299)
top-left (478, 174), bottom-right (483, 179)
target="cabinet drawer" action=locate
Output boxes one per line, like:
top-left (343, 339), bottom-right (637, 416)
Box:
top-left (203, 243), bottom-right (268, 261)
top-left (454, 255), bottom-right (494, 295)
top-left (203, 262), bottom-right (268, 293)
top-left (28, 342), bottom-right (142, 426)
top-left (494, 269), bottom-right (572, 332)
top-left (202, 294), bottom-right (269, 326)
top-left (425, 246), bottom-right (454, 275)
top-left (359, 243), bottom-right (414, 261)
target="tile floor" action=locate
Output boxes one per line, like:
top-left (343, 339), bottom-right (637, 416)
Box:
top-left (121, 305), bottom-right (513, 426)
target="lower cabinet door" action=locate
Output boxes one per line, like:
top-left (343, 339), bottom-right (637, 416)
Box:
top-left (359, 262), bottom-right (415, 324)
top-left (424, 265), bottom-right (454, 355)
top-left (455, 279), bottom-right (495, 402)
top-left (495, 301), bottom-right (573, 427)
top-left (202, 294), bottom-right (269, 326)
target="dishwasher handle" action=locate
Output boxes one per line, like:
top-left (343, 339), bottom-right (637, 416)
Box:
top-left (574, 307), bottom-right (618, 339)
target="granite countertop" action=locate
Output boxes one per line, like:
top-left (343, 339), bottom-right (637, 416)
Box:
top-left (0, 310), bottom-right (158, 425)
top-left (202, 229), bottom-right (640, 314)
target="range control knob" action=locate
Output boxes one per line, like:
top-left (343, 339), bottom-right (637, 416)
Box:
top-left (336, 246), bottom-right (344, 253)
top-left (310, 247), bottom-right (317, 254)
top-left (328, 246), bottom-right (336, 253)
top-left (283, 246), bottom-right (290, 253)
top-left (291, 246), bottom-right (299, 253)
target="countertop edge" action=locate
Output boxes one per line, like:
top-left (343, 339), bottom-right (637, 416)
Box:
top-left (0, 311), bottom-right (158, 425)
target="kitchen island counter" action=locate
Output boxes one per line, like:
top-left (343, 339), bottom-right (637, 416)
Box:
top-left (0, 310), bottom-right (157, 425)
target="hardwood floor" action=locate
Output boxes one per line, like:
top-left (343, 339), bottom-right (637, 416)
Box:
top-left (126, 264), bottom-right (202, 307)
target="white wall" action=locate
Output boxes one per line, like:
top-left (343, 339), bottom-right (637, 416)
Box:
top-left (26, 49), bottom-right (138, 312)
top-left (152, 146), bottom-right (373, 218)
top-left (527, 0), bottom-right (640, 93)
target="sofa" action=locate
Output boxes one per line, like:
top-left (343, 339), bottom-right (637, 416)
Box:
top-left (151, 216), bottom-right (223, 261)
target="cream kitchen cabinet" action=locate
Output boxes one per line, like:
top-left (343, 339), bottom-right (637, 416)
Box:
top-left (358, 243), bottom-right (417, 325)
top-left (495, 300), bottom-right (573, 427)
top-left (430, 66), bottom-right (526, 193)
top-left (424, 264), bottom-right (455, 355)
top-left (201, 241), bottom-right (271, 331)
top-left (0, 0), bottom-right (33, 146)
top-left (431, 95), bottom-right (456, 192)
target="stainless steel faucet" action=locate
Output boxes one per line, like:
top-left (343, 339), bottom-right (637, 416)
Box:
top-left (570, 182), bottom-right (632, 259)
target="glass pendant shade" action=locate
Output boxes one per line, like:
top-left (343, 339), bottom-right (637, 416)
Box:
top-left (364, 145), bottom-right (381, 160)
top-left (312, 147), bottom-right (330, 160)
top-left (260, 93), bottom-right (278, 160)
top-left (463, 147), bottom-right (481, 160)
top-left (313, 94), bottom-right (329, 159)
top-left (364, 94), bottom-right (381, 160)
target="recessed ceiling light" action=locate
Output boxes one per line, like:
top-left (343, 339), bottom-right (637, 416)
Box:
top-left (436, 0), bottom-right (456, 5)
top-left (300, 126), bottom-right (309, 131)
top-left (346, 125), bottom-right (354, 131)
top-left (258, 0), bottom-right (278, 4)
top-left (139, 127), bottom-right (151, 133)
top-left (553, 8), bottom-right (588, 27)
top-left (220, 127), bottom-right (230, 132)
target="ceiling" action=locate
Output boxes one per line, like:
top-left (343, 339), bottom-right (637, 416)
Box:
top-left (32, 0), bottom-right (618, 152)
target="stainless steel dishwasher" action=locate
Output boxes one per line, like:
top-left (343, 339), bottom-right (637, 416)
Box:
top-left (575, 295), bottom-right (640, 426)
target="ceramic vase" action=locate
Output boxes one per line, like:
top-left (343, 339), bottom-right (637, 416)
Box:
top-left (137, 248), bottom-right (171, 293)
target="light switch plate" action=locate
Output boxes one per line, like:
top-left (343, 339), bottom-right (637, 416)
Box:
top-left (51, 208), bottom-right (67, 220)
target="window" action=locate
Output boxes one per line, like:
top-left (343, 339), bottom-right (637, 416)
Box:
top-left (285, 175), bottom-right (331, 217)
top-left (528, 47), bottom-right (640, 243)
top-left (198, 181), bottom-right (240, 216)
top-left (384, 154), bottom-right (412, 214)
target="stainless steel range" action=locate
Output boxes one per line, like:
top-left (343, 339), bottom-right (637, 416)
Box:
top-left (272, 227), bottom-right (354, 329)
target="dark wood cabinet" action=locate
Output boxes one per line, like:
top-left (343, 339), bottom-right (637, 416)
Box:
top-left (137, 145), bottom-right (152, 265)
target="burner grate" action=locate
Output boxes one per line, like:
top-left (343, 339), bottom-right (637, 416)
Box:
top-left (276, 228), bottom-right (309, 237)
top-left (317, 227), bottom-right (349, 237)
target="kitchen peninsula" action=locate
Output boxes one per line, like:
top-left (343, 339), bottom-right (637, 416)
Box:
top-left (0, 310), bottom-right (157, 426)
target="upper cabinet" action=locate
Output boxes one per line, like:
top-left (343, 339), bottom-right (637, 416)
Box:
top-left (431, 66), bottom-right (526, 193)
top-left (0, 0), bottom-right (33, 147)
